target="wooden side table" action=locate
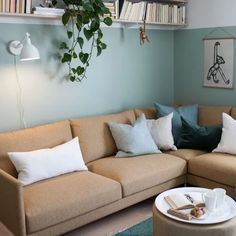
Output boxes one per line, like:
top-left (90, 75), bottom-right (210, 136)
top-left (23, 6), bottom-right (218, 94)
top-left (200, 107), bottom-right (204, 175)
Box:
top-left (0, 222), bottom-right (14, 236)
top-left (153, 205), bottom-right (236, 236)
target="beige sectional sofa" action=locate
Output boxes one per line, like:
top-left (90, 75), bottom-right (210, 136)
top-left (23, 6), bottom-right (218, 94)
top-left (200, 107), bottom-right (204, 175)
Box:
top-left (0, 105), bottom-right (235, 236)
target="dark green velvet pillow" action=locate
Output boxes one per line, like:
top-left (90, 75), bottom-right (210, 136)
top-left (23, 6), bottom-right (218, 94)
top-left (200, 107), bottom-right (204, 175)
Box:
top-left (177, 117), bottom-right (222, 151)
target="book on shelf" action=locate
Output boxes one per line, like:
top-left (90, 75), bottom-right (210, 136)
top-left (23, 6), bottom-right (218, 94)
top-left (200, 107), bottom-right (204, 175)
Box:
top-left (103, 0), bottom-right (119, 19)
top-left (119, 0), bottom-right (186, 24)
top-left (164, 192), bottom-right (205, 210)
top-left (0, 0), bottom-right (31, 13)
top-left (32, 7), bottom-right (65, 16)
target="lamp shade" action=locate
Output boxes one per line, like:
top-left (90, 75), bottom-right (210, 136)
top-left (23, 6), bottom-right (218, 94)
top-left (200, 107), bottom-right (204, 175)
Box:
top-left (20, 33), bottom-right (40, 61)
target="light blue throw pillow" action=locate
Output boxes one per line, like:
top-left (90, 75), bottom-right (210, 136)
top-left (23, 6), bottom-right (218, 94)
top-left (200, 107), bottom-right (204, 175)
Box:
top-left (154, 103), bottom-right (198, 144)
top-left (108, 114), bottom-right (161, 157)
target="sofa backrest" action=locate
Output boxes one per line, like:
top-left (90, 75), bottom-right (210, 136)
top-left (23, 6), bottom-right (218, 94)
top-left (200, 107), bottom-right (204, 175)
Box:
top-left (70, 110), bottom-right (136, 163)
top-left (134, 108), bottom-right (157, 119)
top-left (230, 107), bottom-right (236, 119)
top-left (0, 120), bottom-right (72, 177)
top-left (198, 105), bottom-right (231, 126)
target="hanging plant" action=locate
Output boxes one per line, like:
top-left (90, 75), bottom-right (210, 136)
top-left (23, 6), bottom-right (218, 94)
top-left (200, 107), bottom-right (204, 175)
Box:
top-left (59, 0), bottom-right (113, 82)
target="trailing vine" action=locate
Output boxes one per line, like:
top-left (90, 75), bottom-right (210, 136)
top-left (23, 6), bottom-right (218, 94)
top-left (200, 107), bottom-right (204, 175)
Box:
top-left (59, 0), bottom-right (112, 82)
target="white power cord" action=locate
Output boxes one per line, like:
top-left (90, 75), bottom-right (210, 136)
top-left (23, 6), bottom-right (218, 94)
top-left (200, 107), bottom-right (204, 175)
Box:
top-left (14, 56), bottom-right (27, 129)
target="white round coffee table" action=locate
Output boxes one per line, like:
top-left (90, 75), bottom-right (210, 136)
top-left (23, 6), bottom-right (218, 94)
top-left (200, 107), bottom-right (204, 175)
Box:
top-left (153, 187), bottom-right (236, 236)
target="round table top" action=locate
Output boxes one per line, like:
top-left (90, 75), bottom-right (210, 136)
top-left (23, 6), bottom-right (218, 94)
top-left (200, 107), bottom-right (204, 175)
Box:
top-left (154, 187), bottom-right (236, 225)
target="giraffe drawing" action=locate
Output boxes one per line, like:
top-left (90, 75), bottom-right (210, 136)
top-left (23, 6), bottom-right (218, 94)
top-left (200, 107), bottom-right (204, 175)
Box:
top-left (207, 41), bottom-right (230, 84)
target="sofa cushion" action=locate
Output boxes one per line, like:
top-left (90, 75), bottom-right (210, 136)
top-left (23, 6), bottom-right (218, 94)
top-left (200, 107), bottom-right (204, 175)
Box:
top-left (198, 105), bottom-right (231, 126)
top-left (9, 137), bottom-right (87, 186)
top-left (87, 154), bottom-right (186, 197)
top-left (108, 114), bottom-right (160, 157)
top-left (23, 171), bottom-right (121, 233)
top-left (134, 108), bottom-right (157, 119)
top-left (177, 117), bottom-right (222, 151)
top-left (189, 153), bottom-right (236, 187)
top-left (154, 103), bottom-right (198, 144)
top-left (0, 120), bottom-right (72, 177)
top-left (70, 110), bottom-right (136, 163)
top-left (165, 149), bottom-right (207, 161)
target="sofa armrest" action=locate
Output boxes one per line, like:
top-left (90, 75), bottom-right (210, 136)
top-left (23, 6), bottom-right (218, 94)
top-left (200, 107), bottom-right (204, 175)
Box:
top-left (0, 170), bottom-right (26, 236)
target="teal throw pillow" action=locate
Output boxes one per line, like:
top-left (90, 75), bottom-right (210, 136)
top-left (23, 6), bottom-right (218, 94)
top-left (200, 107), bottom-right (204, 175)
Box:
top-left (154, 103), bottom-right (198, 143)
top-left (177, 117), bottom-right (222, 151)
top-left (108, 113), bottom-right (161, 157)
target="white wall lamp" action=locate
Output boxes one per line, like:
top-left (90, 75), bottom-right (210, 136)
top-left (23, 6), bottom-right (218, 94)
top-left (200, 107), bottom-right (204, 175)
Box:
top-left (8, 32), bottom-right (40, 129)
top-left (8, 32), bottom-right (40, 61)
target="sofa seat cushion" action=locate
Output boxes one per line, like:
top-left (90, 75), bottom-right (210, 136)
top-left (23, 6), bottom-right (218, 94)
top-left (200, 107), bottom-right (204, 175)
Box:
top-left (189, 153), bottom-right (236, 187)
top-left (23, 171), bottom-right (121, 234)
top-left (165, 149), bottom-right (207, 161)
top-left (87, 154), bottom-right (186, 197)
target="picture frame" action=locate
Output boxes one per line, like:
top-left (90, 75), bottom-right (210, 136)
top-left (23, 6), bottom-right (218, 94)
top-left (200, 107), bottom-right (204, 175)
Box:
top-left (203, 38), bottom-right (234, 89)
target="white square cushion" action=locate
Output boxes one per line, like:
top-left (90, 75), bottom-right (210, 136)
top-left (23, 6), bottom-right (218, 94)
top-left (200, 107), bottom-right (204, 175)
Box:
top-left (147, 113), bottom-right (177, 151)
top-left (213, 113), bottom-right (236, 155)
top-left (8, 137), bottom-right (87, 185)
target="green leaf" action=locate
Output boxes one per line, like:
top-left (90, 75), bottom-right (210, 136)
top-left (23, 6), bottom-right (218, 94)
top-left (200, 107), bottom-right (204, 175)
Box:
top-left (67, 31), bottom-right (73, 39)
top-left (77, 66), bottom-right (85, 75)
top-left (62, 12), bottom-right (70, 25)
top-left (83, 3), bottom-right (94, 12)
top-left (70, 75), bottom-right (76, 82)
top-left (79, 52), bottom-right (89, 64)
top-left (82, 14), bottom-right (90, 24)
top-left (77, 14), bottom-right (83, 27)
top-left (52, 0), bottom-right (57, 6)
top-left (59, 42), bottom-right (69, 50)
top-left (90, 19), bottom-right (100, 32)
top-left (83, 28), bottom-right (93, 41)
top-left (77, 37), bottom-right (84, 49)
top-left (97, 46), bottom-right (102, 56)
top-left (103, 17), bottom-right (112, 26)
top-left (61, 53), bottom-right (72, 63)
top-left (73, 52), bottom-right (77, 58)
top-left (101, 7), bottom-right (110, 14)
top-left (100, 42), bottom-right (107, 50)
top-left (97, 29), bottom-right (103, 39)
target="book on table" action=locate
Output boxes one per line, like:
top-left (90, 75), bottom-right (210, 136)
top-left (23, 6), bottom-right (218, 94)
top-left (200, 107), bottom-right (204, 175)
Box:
top-left (164, 192), bottom-right (205, 210)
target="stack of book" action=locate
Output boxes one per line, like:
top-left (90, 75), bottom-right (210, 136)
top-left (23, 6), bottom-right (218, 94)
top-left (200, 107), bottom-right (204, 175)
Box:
top-left (103, 0), bottom-right (119, 19)
top-left (119, 1), bottom-right (186, 24)
top-left (32, 7), bottom-right (64, 16)
top-left (0, 0), bottom-right (32, 14)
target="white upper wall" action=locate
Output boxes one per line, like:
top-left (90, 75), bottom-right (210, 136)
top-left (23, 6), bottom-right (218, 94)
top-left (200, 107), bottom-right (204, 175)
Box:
top-left (187, 0), bottom-right (236, 29)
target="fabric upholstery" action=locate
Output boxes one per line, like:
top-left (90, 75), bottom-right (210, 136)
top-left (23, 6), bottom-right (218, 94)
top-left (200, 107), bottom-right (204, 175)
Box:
top-left (108, 114), bottom-right (160, 157)
top-left (154, 103), bottom-right (198, 143)
top-left (0, 170), bottom-right (25, 236)
top-left (23, 171), bottom-right (121, 234)
top-left (88, 154), bottom-right (186, 197)
top-left (177, 117), bottom-right (222, 151)
top-left (134, 108), bottom-right (157, 119)
top-left (28, 176), bottom-right (185, 236)
top-left (70, 110), bottom-right (136, 163)
top-left (165, 149), bottom-right (207, 161)
top-left (189, 153), bottom-right (236, 187)
top-left (153, 205), bottom-right (236, 236)
top-left (198, 105), bottom-right (231, 126)
top-left (230, 107), bottom-right (236, 119)
top-left (187, 174), bottom-right (235, 198)
top-left (0, 120), bottom-right (72, 177)
top-left (0, 222), bottom-right (14, 236)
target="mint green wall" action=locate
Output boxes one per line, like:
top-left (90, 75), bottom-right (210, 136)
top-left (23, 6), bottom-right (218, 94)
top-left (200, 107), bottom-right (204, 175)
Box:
top-left (174, 26), bottom-right (236, 106)
top-left (0, 24), bottom-right (174, 131)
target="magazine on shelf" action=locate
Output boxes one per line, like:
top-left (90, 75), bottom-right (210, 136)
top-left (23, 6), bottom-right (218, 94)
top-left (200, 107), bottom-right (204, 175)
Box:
top-left (164, 192), bottom-right (205, 210)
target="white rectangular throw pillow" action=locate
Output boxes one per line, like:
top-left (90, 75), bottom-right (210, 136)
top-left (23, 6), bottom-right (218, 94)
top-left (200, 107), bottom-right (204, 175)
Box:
top-left (8, 137), bottom-right (87, 186)
top-left (213, 113), bottom-right (236, 155)
top-left (147, 113), bottom-right (177, 151)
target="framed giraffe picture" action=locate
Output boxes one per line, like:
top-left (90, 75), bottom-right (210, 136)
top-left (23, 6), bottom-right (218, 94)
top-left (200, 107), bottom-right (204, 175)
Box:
top-left (203, 38), bottom-right (234, 89)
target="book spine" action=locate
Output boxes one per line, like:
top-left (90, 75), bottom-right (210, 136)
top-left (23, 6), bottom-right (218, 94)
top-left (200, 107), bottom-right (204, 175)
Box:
top-left (10, 0), bottom-right (15, 13)
top-left (25, 0), bottom-right (31, 13)
top-left (5, 0), bottom-right (10, 12)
